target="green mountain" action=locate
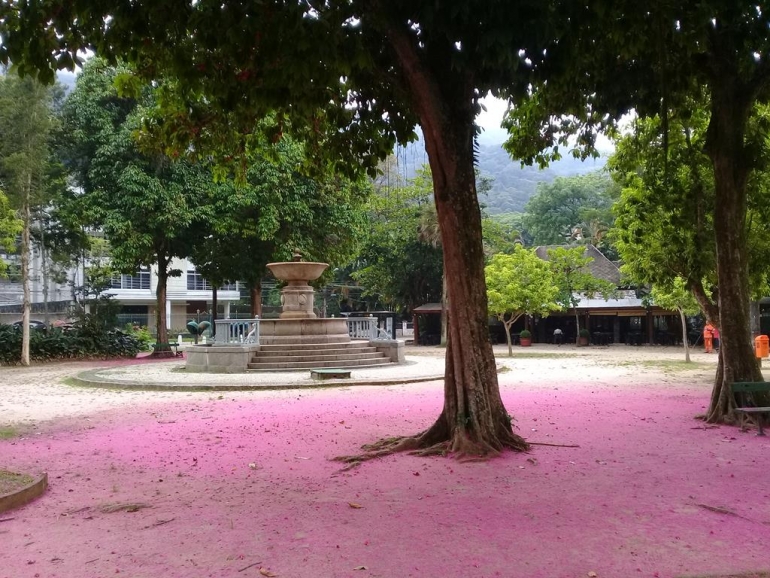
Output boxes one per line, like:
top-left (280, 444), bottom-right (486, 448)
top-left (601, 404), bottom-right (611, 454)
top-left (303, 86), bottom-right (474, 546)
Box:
top-left (477, 144), bottom-right (608, 214)
top-left (395, 140), bottom-right (608, 214)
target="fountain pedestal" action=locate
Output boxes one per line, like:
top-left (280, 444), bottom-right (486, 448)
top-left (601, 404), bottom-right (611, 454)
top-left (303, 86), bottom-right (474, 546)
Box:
top-left (279, 282), bottom-right (317, 319)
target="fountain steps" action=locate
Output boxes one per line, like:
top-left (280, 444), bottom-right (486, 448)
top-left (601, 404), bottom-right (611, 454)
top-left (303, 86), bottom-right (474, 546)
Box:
top-left (247, 342), bottom-right (392, 371)
top-left (256, 346), bottom-right (374, 358)
top-left (250, 352), bottom-right (384, 364)
top-left (258, 342), bottom-right (367, 353)
top-left (247, 357), bottom-right (392, 371)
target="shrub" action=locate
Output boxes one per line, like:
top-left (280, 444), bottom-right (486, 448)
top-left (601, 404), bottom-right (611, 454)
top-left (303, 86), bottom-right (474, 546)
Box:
top-left (0, 323), bottom-right (144, 365)
top-left (579, 328), bottom-right (591, 338)
top-left (125, 324), bottom-right (154, 351)
top-left (519, 329), bottom-right (532, 339)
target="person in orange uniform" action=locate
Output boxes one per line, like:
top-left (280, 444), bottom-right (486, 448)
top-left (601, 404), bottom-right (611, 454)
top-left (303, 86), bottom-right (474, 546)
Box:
top-left (703, 323), bottom-right (714, 353)
top-left (712, 326), bottom-right (720, 352)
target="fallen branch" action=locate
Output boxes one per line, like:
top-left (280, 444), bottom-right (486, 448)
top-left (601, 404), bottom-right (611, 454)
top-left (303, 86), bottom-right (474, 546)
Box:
top-left (0, 517), bottom-right (16, 523)
top-left (143, 518), bottom-right (175, 529)
top-left (238, 561), bottom-right (262, 572)
top-left (99, 502), bottom-right (151, 514)
top-left (528, 442), bottom-right (581, 448)
top-left (695, 503), bottom-right (769, 525)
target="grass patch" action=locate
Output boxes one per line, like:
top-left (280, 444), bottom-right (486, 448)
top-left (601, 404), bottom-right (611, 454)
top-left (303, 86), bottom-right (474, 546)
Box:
top-left (0, 470), bottom-right (34, 494)
top-left (608, 360), bottom-right (714, 372)
top-left (0, 426), bottom-right (19, 440)
top-left (498, 352), bottom-right (579, 360)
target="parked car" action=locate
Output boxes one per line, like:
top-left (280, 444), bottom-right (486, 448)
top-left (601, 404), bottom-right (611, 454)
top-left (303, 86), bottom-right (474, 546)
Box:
top-left (11, 320), bottom-right (47, 331)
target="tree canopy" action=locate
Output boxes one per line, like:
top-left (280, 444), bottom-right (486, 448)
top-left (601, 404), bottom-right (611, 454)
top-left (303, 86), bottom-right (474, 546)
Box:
top-left (523, 172), bottom-right (617, 249)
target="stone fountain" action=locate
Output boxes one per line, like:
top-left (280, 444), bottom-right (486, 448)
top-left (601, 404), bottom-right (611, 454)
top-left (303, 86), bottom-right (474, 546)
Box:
top-left (258, 253), bottom-right (351, 344)
top-left (186, 252), bottom-right (403, 372)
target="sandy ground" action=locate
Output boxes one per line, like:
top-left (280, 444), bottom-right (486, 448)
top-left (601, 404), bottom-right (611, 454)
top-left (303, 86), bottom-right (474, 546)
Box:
top-left (2, 345), bottom-right (769, 578)
top-left (1, 344), bottom-right (719, 425)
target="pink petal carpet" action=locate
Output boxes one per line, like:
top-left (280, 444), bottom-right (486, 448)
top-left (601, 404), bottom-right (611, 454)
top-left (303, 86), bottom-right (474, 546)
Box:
top-left (2, 376), bottom-right (769, 578)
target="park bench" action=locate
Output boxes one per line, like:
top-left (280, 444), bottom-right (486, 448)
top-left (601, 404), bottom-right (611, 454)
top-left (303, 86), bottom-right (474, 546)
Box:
top-left (731, 381), bottom-right (770, 436)
top-left (153, 342), bottom-right (182, 357)
top-left (311, 368), bottom-right (351, 381)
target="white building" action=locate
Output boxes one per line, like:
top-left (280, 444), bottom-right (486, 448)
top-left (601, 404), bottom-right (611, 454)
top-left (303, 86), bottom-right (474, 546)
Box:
top-left (1, 244), bottom-right (243, 331)
top-left (106, 258), bottom-right (242, 331)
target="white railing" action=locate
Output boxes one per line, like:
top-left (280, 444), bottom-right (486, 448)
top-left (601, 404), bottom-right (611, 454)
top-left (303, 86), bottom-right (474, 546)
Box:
top-left (345, 316), bottom-right (376, 339)
top-left (214, 318), bottom-right (260, 345)
top-left (344, 316), bottom-right (392, 340)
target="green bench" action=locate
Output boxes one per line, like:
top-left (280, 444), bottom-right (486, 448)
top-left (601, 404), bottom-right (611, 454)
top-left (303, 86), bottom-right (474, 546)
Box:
top-left (731, 382), bottom-right (770, 436)
top-left (311, 368), bottom-right (351, 381)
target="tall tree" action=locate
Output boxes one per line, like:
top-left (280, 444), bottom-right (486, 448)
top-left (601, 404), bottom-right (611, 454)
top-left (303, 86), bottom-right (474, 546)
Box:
top-left (0, 1), bottom-right (558, 458)
top-left (504, 1), bottom-right (770, 423)
top-left (190, 136), bottom-right (370, 319)
top-left (60, 59), bottom-right (211, 348)
top-left (0, 72), bottom-right (56, 365)
top-left (355, 169), bottom-right (443, 314)
top-left (485, 247), bottom-right (560, 356)
top-left (609, 108), bottom-right (770, 414)
top-left (523, 172), bottom-right (617, 249)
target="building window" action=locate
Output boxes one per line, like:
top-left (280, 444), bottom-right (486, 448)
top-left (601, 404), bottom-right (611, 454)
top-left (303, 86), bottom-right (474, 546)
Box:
top-left (110, 268), bottom-right (150, 290)
top-left (187, 270), bottom-right (238, 291)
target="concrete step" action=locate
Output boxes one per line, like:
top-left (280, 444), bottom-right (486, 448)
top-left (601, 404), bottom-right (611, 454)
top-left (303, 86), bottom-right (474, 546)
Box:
top-left (247, 357), bottom-right (392, 371)
top-left (251, 351), bottom-right (384, 363)
top-left (259, 341), bottom-right (366, 352)
top-left (256, 346), bottom-right (375, 358)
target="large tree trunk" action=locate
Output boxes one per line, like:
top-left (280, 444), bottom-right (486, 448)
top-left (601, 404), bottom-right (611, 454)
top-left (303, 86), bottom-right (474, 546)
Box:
top-left (679, 309), bottom-right (690, 363)
top-left (704, 81), bottom-right (764, 423)
top-left (40, 220), bottom-right (49, 327)
top-left (440, 274), bottom-right (447, 346)
top-left (154, 255), bottom-right (170, 352)
top-left (20, 194), bottom-right (31, 366)
top-left (250, 284), bottom-right (262, 318)
top-left (337, 10), bottom-right (527, 463)
top-left (211, 287), bottom-right (218, 337)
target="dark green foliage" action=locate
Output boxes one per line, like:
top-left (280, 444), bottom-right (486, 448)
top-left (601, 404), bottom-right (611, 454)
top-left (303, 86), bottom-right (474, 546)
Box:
top-left (523, 172), bottom-right (618, 249)
top-left (0, 323), bottom-right (143, 365)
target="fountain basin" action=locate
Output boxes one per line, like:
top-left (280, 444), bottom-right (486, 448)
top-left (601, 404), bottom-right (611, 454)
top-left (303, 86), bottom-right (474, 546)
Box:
top-left (267, 262), bottom-right (328, 285)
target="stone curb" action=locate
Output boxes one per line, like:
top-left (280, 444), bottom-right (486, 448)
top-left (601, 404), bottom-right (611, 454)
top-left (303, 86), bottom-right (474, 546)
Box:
top-left (0, 473), bottom-right (48, 514)
top-left (69, 368), bottom-right (444, 392)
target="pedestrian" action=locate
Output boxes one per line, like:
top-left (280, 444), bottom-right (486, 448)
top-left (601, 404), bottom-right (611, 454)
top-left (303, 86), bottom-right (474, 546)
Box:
top-left (703, 323), bottom-right (714, 353)
top-left (712, 326), bottom-right (720, 352)
top-left (553, 327), bottom-right (563, 345)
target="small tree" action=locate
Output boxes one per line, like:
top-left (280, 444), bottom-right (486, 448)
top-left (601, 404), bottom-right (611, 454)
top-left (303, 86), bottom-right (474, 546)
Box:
top-left (650, 278), bottom-right (701, 363)
top-left (0, 73), bottom-right (56, 365)
top-left (547, 246), bottom-right (615, 345)
top-left (486, 247), bottom-right (560, 356)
